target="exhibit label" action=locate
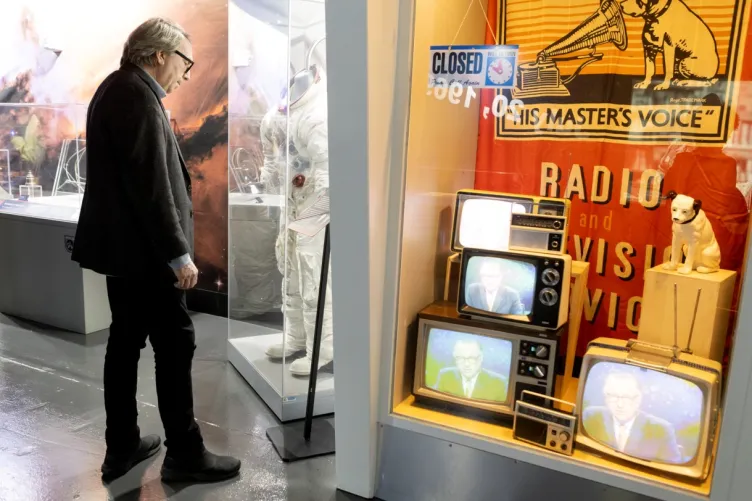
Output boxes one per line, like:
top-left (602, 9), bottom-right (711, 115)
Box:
top-left (429, 45), bottom-right (519, 89)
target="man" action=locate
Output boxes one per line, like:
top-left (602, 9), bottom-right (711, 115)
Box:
top-left (466, 259), bottom-right (525, 315)
top-left (582, 372), bottom-right (681, 463)
top-left (72, 18), bottom-right (240, 483)
top-left (434, 340), bottom-right (508, 402)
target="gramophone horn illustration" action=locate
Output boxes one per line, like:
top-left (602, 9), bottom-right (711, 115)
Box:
top-left (512, 0), bottom-right (628, 99)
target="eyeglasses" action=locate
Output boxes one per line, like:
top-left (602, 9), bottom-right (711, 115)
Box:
top-left (175, 50), bottom-right (194, 76)
top-left (454, 356), bottom-right (480, 363)
top-left (605, 393), bottom-right (639, 404)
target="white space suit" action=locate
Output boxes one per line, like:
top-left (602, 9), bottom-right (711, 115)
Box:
top-left (260, 71), bottom-right (333, 376)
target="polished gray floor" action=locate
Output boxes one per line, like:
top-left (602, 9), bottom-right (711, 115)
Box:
top-left (0, 312), bottom-right (362, 501)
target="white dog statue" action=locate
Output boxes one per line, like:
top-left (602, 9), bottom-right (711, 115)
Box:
top-left (663, 191), bottom-right (721, 274)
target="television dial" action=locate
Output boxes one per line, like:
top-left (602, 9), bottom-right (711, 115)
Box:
top-left (535, 345), bottom-right (549, 359)
top-left (533, 365), bottom-right (546, 379)
top-left (539, 288), bottom-right (559, 306)
top-left (541, 268), bottom-right (560, 286)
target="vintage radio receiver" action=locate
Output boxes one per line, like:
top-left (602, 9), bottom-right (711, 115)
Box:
top-left (509, 212), bottom-right (568, 254)
top-left (514, 392), bottom-right (577, 456)
top-left (451, 189), bottom-right (570, 254)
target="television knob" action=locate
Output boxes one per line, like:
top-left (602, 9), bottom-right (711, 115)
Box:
top-left (535, 345), bottom-right (549, 359)
top-left (553, 220), bottom-right (562, 229)
top-left (533, 365), bottom-right (546, 378)
top-left (539, 288), bottom-right (559, 306)
top-left (559, 431), bottom-right (570, 442)
top-left (541, 268), bottom-right (560, 286)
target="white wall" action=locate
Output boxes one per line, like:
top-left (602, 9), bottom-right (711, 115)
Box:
top-left (326, 0), bottom-right (383, 497)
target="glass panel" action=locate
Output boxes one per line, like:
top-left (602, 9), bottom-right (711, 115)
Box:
top-left (227, 0), bottom-right (331, 420)
top-left (283, 0), bottom-right (330, 400)
top-left (390, 0), bottom-right (752, 491)
top-left (0, 103), bottom-right (86, 222)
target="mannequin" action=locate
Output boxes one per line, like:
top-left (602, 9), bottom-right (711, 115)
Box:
top-left (260, 66), bottom-right (333, 377)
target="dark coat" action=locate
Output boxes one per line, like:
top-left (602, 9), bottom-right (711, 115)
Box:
top-left (466, 283), bottom-right (525, 315)
top-left (582, 407), bottom-right (682, 463)
top-left (72, 63), bottom-right (193, 277)
top-left (434, 368), bottom-right (509, 403)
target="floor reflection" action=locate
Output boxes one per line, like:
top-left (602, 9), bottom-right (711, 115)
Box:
top-left (0, 313), bottom-right (365, 501)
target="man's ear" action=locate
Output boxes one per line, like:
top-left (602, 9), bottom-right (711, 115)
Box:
top-left (155, 51), bottom-right (166, 65)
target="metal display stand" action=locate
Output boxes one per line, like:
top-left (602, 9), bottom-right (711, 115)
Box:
top-left (266, 223), bottom-right (336, 461)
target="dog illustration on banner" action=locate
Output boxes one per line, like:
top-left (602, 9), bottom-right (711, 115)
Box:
top-left (622, 0), bottom-right (719, 90)
top-left (512, 0), bottom-right (720, 99)
top-left (663, 191), bottom-right (721, 275)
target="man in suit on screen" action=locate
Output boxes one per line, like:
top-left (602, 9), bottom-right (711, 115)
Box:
top-left (434, 339), bottom-right (508, 402)
top-left (582, 372), bottom-right (682, 463)
top-left (466, 259), bottom-right (525, 315)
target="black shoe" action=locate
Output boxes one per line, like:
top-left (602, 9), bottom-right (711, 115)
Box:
top-left (102, 435), bottom-right (162, 482)
top-left (161, 449), bottom-right (241, 483)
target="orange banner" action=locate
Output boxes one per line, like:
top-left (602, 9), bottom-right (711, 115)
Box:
top-left (476, 0), bottom-right (752, 359)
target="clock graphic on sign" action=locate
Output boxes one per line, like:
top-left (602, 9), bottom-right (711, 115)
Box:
top-left (486, 57), bottom-right (514, 87)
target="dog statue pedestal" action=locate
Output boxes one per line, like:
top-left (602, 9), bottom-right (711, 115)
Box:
top-left (638, 266), bottom-right (736, 363)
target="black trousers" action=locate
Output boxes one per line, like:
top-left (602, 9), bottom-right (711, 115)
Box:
top-left (104, 275), bottom-right (203, 456)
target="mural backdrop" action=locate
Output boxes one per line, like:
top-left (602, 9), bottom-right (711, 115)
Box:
top-left (0, 0), bottom-right (229, 295)
top-left (476, 0), bottom-right (752, 361)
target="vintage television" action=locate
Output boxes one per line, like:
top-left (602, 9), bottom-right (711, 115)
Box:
top-left (576, 338), bottom-right (722, 480)
top-left (458, 248), bottom-right (571, 329)
top-left (451, 189), bottom-right (570, 254)
top-left (413, 302), bottom-right (563, 417)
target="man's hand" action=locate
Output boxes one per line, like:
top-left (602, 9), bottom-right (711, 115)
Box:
top-left (173, 261), bottom-right (199, 290)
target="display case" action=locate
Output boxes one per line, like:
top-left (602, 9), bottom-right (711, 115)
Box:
top-left (0, 103), bottom-right (110, 334)
top-left (325, 0), bottom-right (752, 500)
top-left (0, 103), bottom-right (86, 220)
top-left (227, 0), bottom-right (333, 422)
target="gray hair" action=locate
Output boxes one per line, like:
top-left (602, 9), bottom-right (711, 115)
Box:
top-left (453, 339), bottom-right (483, 355)
top-left (120, 18), bottom-right (190, 67)
top-left (604, 372), bottom-right (642, 393)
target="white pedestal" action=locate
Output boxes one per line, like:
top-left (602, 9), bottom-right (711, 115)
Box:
top-left (0, 212), bottom-right (110, 334)
top-left (638, 266), bottom-right (737, 362)
top-left (227, 320), bottom-right (335, 422)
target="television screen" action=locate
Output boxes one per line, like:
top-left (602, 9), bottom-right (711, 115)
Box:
top-left (424, 327), bottom-right (513, 404)
top-left (463, 256), bottom-right (536, 316)
top-left (581, 361), bottom-right (704, 465)
top-left (458, 198), bottom-right (527, 251)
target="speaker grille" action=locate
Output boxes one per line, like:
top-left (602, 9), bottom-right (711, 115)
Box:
top-left (519, 66), bottom-right (560, 91)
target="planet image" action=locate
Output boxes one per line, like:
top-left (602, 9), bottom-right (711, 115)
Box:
top-left (487, 58), bottom-right (513, 86)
